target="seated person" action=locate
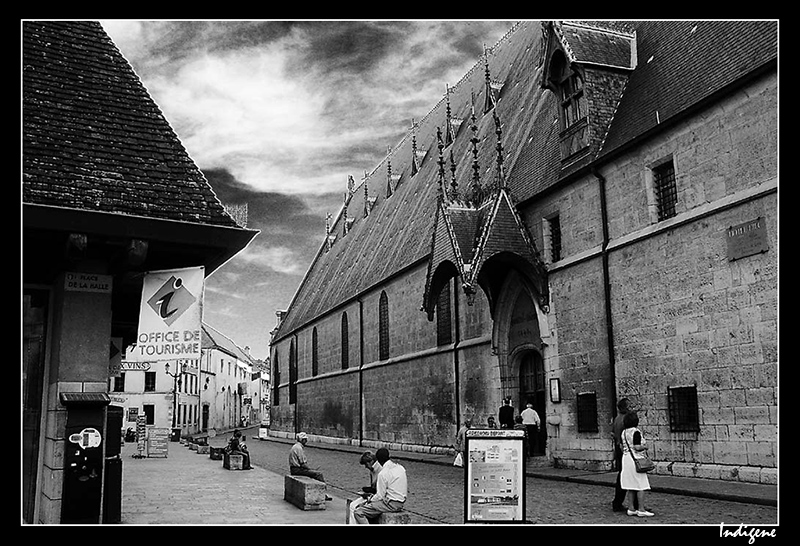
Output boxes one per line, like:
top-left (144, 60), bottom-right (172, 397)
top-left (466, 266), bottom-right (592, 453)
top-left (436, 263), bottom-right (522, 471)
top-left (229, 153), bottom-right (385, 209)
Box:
top-left (225, 429), bottom-right (252, 469)
top-left (348, 451), bottom-right (383, 524)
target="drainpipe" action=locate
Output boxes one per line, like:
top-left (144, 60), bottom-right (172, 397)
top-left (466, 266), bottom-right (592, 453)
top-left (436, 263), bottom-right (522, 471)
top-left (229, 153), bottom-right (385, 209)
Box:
top-left (593, 168), bottom-right (619, 418)
top-left (453, 280), bottom-right (461, 430)
top-left (358, 298), bottom-right (364, 446)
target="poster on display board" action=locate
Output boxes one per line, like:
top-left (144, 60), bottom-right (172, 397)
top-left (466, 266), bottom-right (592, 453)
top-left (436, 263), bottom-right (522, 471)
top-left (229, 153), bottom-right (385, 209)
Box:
top-left (464, 429), bottom-right (526, 523)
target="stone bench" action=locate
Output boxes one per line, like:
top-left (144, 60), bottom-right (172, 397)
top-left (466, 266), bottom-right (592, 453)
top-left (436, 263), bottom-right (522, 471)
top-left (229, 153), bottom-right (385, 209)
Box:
top-left (223, 452), bottom-right (244, 470)
top-left (196, 444), bottom-right (209, 454)
top-left (284, 475), bottom-right (327, 511)
top-left (209, 446), bottom-right (224, 460)
top-left (345, 499), bottom-right (411, 524)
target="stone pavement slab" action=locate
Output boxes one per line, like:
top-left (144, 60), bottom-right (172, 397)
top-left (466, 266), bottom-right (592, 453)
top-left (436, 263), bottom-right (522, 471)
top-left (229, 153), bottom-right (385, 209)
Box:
top-left (119, 440), bottom-right (347, 525)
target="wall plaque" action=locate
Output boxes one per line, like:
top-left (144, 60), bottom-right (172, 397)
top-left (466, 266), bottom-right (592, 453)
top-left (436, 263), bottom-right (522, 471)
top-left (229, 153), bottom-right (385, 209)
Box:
top-left (727, 217), bottom-right (768, 261)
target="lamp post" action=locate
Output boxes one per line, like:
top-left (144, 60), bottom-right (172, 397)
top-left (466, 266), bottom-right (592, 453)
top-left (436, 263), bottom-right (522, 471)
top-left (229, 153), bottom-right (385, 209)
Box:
top-left (165, 361), bottom-right (187, 440)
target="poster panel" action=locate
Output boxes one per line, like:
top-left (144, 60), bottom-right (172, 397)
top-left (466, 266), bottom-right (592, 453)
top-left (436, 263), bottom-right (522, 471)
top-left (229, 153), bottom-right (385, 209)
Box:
top-left (127, 266), bottom-right (204, 362)
top-left (464, 429), bottom-right (526, 523)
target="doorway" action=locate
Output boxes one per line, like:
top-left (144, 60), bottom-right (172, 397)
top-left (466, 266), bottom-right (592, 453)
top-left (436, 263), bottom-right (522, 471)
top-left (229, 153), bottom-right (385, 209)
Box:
top-left (202, 404), bottom-right (209, 432)
top-left (519, 351), bottom-right (546, 456)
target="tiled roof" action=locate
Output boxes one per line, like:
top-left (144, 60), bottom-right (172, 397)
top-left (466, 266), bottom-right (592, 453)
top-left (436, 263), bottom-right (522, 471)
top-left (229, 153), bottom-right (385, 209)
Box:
top-left (598, 20), bottom-right (778, 158)
top-left (22, 20), bottom-right (239, 228)
top-left (270, 20), bottom-right (777, 341)
top-left (202, 322), bottom-right (254, 365)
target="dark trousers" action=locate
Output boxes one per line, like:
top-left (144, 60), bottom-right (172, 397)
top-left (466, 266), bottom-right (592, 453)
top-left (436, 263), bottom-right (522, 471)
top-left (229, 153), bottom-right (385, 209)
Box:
top-left (613, 446), bottom-right (637, 510)
top-left (525, 425), bottom-right (538, 456)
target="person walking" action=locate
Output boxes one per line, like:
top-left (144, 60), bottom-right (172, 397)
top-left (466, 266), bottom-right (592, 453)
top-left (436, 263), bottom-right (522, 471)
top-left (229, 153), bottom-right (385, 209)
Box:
top-left (520, 402), bottom-right (540, 457)
top-left (498, 398), bottom-right (515, 429)
top-left (353, 448), bottom-right (407, 524)
top-left (454, 419), bottom-right (471, 466)
top-left (348, 451), bottom-right (383, 524)
top-left (611, 397), bottom-right (637, 512)
top-left (620, 411), bottom-right (654, 517)
top-left (513, 415), bottom-right (529, 459)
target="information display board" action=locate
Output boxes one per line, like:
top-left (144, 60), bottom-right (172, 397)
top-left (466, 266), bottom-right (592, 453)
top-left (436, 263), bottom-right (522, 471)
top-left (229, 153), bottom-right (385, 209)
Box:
top-left (464, 429), bottom-right (526, 523)
top-left (147, 427), bottom-right (170, 458)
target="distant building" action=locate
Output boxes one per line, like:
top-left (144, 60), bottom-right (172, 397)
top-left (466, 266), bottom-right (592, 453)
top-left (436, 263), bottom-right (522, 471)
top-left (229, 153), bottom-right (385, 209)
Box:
top-left (269, 20), bottom-right (777, 484)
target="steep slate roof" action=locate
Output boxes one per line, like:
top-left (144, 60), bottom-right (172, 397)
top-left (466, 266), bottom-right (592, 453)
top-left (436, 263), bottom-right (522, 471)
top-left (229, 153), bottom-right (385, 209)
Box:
top-left (22, 20), bottom-right (240, 228)
top-left (598, 20), bottom-right (778, 159)
top-left (272, 20), bottom-right (777, 342)
top-left (202, 322), bottom-right (255, 365)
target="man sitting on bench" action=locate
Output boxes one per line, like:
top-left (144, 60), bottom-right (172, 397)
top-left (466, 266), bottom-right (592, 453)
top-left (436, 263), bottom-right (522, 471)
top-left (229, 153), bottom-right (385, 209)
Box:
top-left (353, 448), bottom-right (407, 524)
top-left (289, 432), bottom-right (332, 500)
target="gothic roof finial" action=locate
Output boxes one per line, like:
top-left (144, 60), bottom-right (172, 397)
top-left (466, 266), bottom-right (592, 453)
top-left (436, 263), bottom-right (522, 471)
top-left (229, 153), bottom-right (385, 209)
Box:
top-left (449, 149), bottom-right (459, 200)
top-left (493, 110), bottom-right (506, 189)
top-left (436, 127), bottom-right (446, 203)
top-left (469, 93), bottom-right (483, 204)
top-left (386, 145), bottom-right (394, 197)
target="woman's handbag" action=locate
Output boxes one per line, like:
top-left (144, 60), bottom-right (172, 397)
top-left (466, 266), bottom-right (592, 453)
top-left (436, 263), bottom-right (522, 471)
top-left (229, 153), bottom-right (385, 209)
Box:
top-left (625, 431), bottom-right (655, 473)
top-left (453, 452), bottom-right (463, 467)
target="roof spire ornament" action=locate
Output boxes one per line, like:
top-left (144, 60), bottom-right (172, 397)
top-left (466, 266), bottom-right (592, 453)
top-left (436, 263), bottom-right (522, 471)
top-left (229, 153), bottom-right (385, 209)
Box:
top-left (411, 119), bottom-right (420, 176)
top-left (483, 44), bottom-right (498, 114)
top-left (436, 127), bottom-right (446, 204)
top-left (363, 170), bottom-right (370, 218)
top-left (386, 145), bottom-right (394, 198)
top-left (469, 93), bottom-right (483, 205)
top-left (449, 149), bottom-right (459, 201)
top-left (493, 110), bottom-right (506, 190)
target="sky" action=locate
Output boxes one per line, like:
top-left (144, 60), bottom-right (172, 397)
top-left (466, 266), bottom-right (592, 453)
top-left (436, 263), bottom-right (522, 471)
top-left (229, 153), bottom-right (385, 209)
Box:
top-left (100, 20), bottom-right (517, 361)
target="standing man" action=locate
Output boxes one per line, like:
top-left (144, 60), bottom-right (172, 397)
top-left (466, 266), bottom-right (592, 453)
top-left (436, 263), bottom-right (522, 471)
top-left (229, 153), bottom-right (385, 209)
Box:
top-left (353, 448), bottom-right (407, 524)
top-left (611, 398), bottom-right (637, 512)
top-left (520, 402), bottom-right (541, 457)
top-left (498, 398), bottom-right (515, 429)
top-left (454, 419), bottom-right (471, 465)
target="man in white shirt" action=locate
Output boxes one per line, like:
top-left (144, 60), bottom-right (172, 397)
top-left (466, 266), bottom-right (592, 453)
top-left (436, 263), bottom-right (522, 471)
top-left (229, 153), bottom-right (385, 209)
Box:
top-left (520, 403), bottom-right (541, 457)
top-left (353, 448), bottom-right (407, 524)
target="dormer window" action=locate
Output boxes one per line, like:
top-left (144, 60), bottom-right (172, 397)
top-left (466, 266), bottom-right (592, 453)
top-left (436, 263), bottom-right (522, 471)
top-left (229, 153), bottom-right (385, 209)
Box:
top-left (560, 72), bottom-right (585, 130)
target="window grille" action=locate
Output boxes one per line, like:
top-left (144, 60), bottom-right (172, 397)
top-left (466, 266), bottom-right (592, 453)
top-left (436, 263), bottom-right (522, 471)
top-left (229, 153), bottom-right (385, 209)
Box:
top-left (654, 160), bottom-right (677, 221)
top-left (311, 327), bottom-right (318, 376)
top-left (379, 291), bottom-right (390, 360)
top-left (144, 371), bottom-right (156, 392)
top-left (576, 391), bottom-right (598, 432)
top-left (549, 215), bottom-right (562, 262)
top-left (341, 313), bottom-right (349, 370)
top-left (436, 282), bottom-right (452, 346)
top-left (668, 385), bottom-right (700, 432)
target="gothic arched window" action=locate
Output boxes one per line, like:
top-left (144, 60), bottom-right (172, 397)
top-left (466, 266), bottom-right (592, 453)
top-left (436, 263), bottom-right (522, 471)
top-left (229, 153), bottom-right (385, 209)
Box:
top-left (379, 291), bottom-right (390, 360)
top-left (341, 313), bottom-right (349, 370)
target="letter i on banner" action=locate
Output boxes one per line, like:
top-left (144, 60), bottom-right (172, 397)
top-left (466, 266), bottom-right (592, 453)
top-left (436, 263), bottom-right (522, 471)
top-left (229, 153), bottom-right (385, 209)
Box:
top-left (127, 266), bottom-right (204, 362)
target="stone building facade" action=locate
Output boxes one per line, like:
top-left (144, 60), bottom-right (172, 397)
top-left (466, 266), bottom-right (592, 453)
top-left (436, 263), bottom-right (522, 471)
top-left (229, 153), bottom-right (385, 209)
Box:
top-left (268, 20), bottom-right (777, 484)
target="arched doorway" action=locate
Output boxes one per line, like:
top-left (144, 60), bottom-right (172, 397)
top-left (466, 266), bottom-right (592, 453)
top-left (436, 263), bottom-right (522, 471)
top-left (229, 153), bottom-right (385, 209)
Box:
top-left (519, 350), bottom-right (546, 456)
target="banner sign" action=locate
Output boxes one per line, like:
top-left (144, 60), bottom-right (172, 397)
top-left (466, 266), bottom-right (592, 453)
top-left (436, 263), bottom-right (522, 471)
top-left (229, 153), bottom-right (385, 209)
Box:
top-left (464, 429), bottom-right (526, 523)
top-left (128, 266), bottom-right (204, 361)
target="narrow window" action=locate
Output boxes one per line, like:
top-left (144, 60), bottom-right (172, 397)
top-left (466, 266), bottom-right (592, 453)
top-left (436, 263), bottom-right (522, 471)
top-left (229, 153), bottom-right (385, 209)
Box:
top-left (289, 339), bottom-right (297, 404)
top-left (668, 386), bottom-right (699, 432)
top-left (576, 391), bottom-right (598, 432)
top-left (341, 313), bottom-right (349, 370)
top-left (312, 327), bottom-right (319, 376)
top-left (436, 282), bottom-right (452, 346)
top-left (144, 371), bottom-right (156, 392)
top-left (548, 215), bottom-right (562, 262)
top-left (379, 291), bottom-right (390, 360)
top-left (654, 160), bottom-right (677, 221)
top-left (273, 352), bottom-right (280, 406)
top-left (112, 373), bottom-right (126, 393)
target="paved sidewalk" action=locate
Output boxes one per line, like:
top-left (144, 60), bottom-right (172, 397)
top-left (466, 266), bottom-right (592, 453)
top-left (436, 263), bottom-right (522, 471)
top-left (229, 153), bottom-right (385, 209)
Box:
top-left (119, 439), bottom-right (347, 525)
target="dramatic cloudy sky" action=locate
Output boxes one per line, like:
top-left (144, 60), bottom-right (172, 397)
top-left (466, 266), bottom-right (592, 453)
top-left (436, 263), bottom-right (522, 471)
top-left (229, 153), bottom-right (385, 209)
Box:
top-left (100, 20), bottom-right (516, 360)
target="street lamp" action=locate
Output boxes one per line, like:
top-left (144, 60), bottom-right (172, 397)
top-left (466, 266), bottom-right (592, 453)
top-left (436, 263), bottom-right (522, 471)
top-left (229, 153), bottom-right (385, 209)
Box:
top-left (165, 362), bottom-right (187, 437)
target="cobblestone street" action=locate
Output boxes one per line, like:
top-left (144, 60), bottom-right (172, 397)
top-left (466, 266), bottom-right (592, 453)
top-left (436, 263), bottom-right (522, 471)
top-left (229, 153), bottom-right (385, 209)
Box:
top-left (246, 436), bottom-right (778, 526)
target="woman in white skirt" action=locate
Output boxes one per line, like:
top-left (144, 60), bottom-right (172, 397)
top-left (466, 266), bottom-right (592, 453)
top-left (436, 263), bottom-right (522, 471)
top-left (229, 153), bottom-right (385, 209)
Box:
top-left (620, 411), bottom-right (655, 517)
